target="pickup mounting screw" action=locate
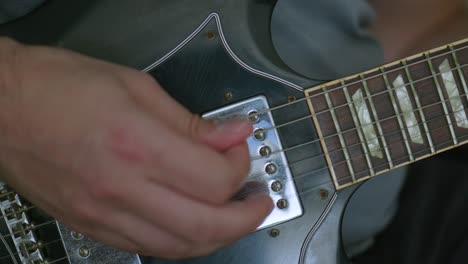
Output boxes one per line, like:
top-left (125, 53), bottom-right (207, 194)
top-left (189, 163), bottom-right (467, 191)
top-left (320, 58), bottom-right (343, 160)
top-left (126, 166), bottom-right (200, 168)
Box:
top-left (224, 92), bottom-right (233, 102)
top-left (265, 163), bottom-right (277, 174)
top-left (276, 199), bottom-right (288, 209)
top-left (271, 181), bottom-right (282, 192)
top-left (288, 95), bottom-right (296, 103)
top-left (78, 246), bottom-right (90, 258)
top-left (207, 31), bottom-right (216, 40)
top-left (320, 189), bottom-right (329, 200)
top-left (259, 146), bottom-right (271, 157)
top-left (269, 228), bottom-right (280, 238)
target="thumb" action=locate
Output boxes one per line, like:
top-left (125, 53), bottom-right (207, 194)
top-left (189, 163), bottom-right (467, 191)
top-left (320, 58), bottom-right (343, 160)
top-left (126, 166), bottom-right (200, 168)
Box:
top-left (184, 116), bottom-right (253, 151)
top-left (125, 73), bottom-right (252, 150)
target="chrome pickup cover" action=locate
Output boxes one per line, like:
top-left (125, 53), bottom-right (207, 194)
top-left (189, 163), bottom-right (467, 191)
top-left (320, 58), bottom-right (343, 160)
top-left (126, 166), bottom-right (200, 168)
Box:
top-left (203, 95), bottom-right (303, 230)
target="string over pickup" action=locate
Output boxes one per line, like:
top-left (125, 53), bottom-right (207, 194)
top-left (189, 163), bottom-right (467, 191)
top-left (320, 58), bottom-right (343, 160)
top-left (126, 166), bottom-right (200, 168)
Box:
top-left (203, 95), bottom-right (303, 230)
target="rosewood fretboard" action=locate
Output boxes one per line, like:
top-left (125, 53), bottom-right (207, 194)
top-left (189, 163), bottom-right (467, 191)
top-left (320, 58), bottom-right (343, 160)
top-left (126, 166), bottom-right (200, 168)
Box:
top-left (305, 38), bottom-right (468, 190)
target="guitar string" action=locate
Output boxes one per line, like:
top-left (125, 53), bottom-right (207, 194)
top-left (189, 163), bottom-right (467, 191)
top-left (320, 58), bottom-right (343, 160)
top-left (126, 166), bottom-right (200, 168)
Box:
top-left (243, 105), bottom-right (459, 185)
top-left (250, 89), bottom-right (468, 163)
top-left (234, 132), bottom-right (468, 204)
top-left (0, 109), bottom-right (465, 257)
top-left (0, 227), bottom-right (17, 264)
top-left (233, 112), bottom-right (468, 201)
top-left (246, 62), bottom-right (468, 159)
top-left (0, 50), bottom-right (464, 260)
top-left (0, 238), bottom-right (66, 262)
top-left (46, 256), bottom-right (70, 264)
top-left (0, 100), bottom-right (459, 220)
top-left (249, 44), bottom-right (468, 120)
top-left (70, 41), bottom-right (465, 264)
top-left (0, 219), bottom-right (59, 240)
top-left (0, 104), bottom-right (464, 239)
top-left (0, 120), bottom-right (462, 262)
top-left (244, 94), bottom-right (468, 184)
top-left (0, 88), bottom-right (459, 203)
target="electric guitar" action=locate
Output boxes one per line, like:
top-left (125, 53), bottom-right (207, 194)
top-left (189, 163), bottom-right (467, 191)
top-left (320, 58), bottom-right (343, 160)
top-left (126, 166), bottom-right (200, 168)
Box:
top-left (0, 1), bottom-right (467, 263)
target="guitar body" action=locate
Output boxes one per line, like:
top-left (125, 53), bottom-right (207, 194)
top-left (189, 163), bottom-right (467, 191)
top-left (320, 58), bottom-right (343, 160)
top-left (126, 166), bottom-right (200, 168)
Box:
top-left (0, 0), bottom-right (371, 263)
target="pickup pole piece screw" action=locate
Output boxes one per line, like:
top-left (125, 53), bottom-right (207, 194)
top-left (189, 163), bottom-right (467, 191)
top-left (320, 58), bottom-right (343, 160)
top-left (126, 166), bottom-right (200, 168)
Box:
top-left (253, 128), bottom-right (266, 141)
top-left (248, 110), bottom-right (260, 123)
top-left (224, 91), bottom-right (233, 102)
top-left (269, 228), bottom-right (280, 237)
top-left (259, 146), bottom-right (271, 157)
top-left (271, 181), bottom-right (282, 192)
top-left (276, 199), bottom-right (288, 209)
top-left (71, 231), bottom-right (84, 240)
top-left (265, 163), bottom-right (277, 174)
top-left (78, 246), bottom-right (90, 258)
top-left (320, 189), bottom-right (329, 200)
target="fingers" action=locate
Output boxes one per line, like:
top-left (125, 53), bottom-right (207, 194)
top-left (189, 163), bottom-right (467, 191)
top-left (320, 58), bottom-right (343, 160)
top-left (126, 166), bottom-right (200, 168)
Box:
top-left (121, 71), bottom-right (252, 151)
top-left (102, 110), bottom-right (251, 204)
top-left (122, 179), bottom-right (273, 253)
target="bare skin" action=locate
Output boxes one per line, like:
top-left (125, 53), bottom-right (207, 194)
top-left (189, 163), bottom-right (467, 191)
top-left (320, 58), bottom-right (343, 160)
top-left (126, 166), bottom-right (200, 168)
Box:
top-left (370, 0), bottom-right (468, 61)
top-left (0, 38), bottom-right (273, 259)
top-left (0, 0), bottom-right (466, 260)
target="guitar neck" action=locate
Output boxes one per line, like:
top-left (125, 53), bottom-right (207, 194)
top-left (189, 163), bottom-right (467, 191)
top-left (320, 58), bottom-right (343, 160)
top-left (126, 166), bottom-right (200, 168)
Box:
top-left (305, 38), bottom-right (468, 190)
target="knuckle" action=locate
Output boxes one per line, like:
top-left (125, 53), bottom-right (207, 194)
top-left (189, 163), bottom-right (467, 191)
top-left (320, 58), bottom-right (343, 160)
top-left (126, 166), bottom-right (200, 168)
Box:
top-left (135, 71), bottom-right (157, 86)
top-left (185, 114), bottom-right (203, 139)
top-left (69, 199), bottom-right (100, 224)
top-left (86, 174), bottom-right (121, 201)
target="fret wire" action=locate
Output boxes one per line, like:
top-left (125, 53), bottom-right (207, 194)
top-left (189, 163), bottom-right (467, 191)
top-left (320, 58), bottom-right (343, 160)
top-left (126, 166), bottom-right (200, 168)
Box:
top-left (255, 43), bottom-right (468, 119)
top-left (323, 87), bottom-right (356, 182)
top-left (402, 59), bottom-right (435, 153)
top-left (380, 67), bottom-right (414, 161)
top-left (261, 63), bottom-right (468, 136)
top-left (238, 127), bottom-right (468, 198)
top-left (336, 131), bottom-right (468, 187)
top-left (360, 74), bottom-right (394, 168)
top-left (449, 44), bottom-right (468, 114)
top-left (253, 88), bottom-right (468, 167)
top-left (425, 53), bottom-right (458, 145)
top-left (244, 104), bottom-right (468, 187)
top-left (305, 91), bottom-right (340, 188)
top-left (342, 82), bottom-right (375, 175)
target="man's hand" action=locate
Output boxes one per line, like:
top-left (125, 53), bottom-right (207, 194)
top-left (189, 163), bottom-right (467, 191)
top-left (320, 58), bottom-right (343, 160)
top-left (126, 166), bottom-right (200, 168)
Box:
top-left (0, 38), bottom-right (273, 259)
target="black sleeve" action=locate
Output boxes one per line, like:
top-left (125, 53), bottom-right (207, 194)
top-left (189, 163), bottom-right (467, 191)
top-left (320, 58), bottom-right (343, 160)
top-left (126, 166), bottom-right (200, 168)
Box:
top-left (0, 0), bottom-right (46, 24)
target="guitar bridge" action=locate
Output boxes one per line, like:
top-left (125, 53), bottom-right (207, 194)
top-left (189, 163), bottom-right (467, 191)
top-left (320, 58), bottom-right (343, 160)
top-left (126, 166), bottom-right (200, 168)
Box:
top-left (203, 95), bottom-right (303, 230)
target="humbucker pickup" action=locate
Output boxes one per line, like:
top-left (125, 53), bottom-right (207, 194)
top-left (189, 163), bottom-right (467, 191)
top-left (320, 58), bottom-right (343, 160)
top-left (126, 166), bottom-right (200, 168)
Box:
top-left (203, 96), bottom-right (303, 230)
